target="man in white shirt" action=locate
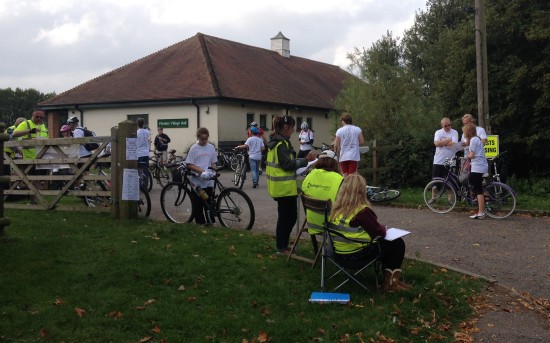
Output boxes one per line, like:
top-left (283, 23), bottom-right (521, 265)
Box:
top-left (432, 117), bottom-right (459, 179)
top-left (67, 116), bottom-right (92, 158)
top-left (334, 113), bottom-right (364, 176)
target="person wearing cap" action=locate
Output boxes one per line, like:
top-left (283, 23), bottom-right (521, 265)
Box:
top-left (266, 115), bottom-right (315, 255)
top-left (301, 150), bottom-right (343, 236)
top-left (66, 116), bottom-right (92, 158)
top-left (12, 109), bottom-right (49, 159)
top-left (236, 126), bottom-right (265, 188)
top-left (297, 122), bottom-right (314, 158)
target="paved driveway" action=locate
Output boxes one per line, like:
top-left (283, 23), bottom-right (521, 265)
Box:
top-left (148, 170), bottom-right (550, 300)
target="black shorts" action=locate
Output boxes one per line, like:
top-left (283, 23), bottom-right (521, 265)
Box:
top-left (469, 172), bottom-right (484, 195)
top-left (432, 164), bottom-right (448, 179)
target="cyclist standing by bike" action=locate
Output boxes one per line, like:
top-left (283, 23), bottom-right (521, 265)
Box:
top-left (154, 127), bottom-right (171, 165)
top-left (297, 122), bottom-right (314, 158)
top-left (463, 123), bottom-right (488, 219)
top-left (137, 118), bottom-right (151, 190)
top-left (236, 126), bottom-right (264, 188)
top-left (432, 117), bottom-right (459, 179)
top-left (186, 127), bottom-right (218, 224)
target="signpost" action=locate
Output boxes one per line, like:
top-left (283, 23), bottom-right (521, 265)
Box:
top-left (484, 135), bottom-right (499, 158)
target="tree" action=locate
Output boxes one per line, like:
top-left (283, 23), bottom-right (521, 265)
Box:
top-left (0, 88), bottom-right (56, 126)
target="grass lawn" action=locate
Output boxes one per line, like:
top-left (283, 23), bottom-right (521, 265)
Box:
top-left (0, 210), bottom-right (484, 342)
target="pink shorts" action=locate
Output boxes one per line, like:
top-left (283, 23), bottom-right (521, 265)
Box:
top-left (340, 160), bottom-right (358, 175)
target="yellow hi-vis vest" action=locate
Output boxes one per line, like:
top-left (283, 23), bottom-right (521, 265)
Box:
top-left (302, 169), bottom-right (343, 234)
top-left (329, 205), bottom-right (372, 254)
top-left (266, 140), bottom-right (297, 198)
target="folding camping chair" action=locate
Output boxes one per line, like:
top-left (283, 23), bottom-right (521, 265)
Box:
top-left (286, 193), bottom-right (331, 268)
top-left (321, 225), bottom-right (382, 292)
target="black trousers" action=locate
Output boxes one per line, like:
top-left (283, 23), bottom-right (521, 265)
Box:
top-left (338, 237), bottom-right (406, 270)
top-left (275, 196), bottom-right (297, 251)
top-left (191, 187), bottom-right (214, 224)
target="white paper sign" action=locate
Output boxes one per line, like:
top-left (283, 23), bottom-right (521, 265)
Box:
top-left (122, 168), bottom-right (139, 201)
top-left (384, 228), bottom-right (411, 241)
top-left (126, 138), bottom-right (137, 160)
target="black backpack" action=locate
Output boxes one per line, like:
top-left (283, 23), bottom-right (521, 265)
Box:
top-left (76, 127), bottom-right (100, 151)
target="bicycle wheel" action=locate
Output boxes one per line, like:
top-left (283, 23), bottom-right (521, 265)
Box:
top-left (157, 167), bottom-right (172, 187)
top-left (217, 188), bottom-right (255, 230)
top-left (137, 188), bottom-right (151, 217)
top-left (139, 166), bottom-right (153, 193)
top-left (237, 162), bottom-right (246, 189)
top-left (84, 181), bottom-right (110, 207)
top-left (234, 155), bottom-right (244, 187)
top-left (368, 187), bottom-right (400, 202)
top-left (423, 179), bottom-right (457, 214)
top-left (484, 183), bottom-right (516, 219)
top-left (230, 155), bottom-right (239, 171)
top-left (161, 182), bottom-right (194, 223)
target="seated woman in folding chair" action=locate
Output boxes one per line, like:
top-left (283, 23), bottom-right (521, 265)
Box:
top-left (301, 150), bottom-right (343, 240)
top-left (329, 174), bottom-right (411, 292)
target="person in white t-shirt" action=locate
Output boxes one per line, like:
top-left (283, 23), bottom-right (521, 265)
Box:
top-left (463, 123), bottom-right (488, 220)
top-left (432, 117), bottom-right (459, 179)
top-left (460, 113), bottom-right (487, 156)
top-left (185, 127), bottom-right (218, 224)
top-left (136, 118), bottom-right (151, 189)
top-left (297, 122), bottom-right (314, 158)
top-left (236, 126), bottom-right (265, 188)
top-left (334, 113), bottom-right (364, 176)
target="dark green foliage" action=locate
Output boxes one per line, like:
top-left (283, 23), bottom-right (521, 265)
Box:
top-left (0, 87), bottom-right (55, 126)
top-left (338, 0), bottom-right (550, 182)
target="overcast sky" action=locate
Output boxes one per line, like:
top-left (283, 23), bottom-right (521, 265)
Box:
top-left (0, 0), bottom-right (427, 94)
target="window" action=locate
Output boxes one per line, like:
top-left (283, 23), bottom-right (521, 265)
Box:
top-left (307, 117), bottom-right (313, 130)
top-left (246, 112), bottom-right (254, 128)
top-left (259, 113), bottom-right (267, 130)
top-left (128, 114), bottom-right (149, 128)
top-left (296, 116), bottom-right (303, 132)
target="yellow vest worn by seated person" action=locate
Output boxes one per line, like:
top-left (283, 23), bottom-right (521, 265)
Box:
top-left (266, 140), bottom-right (297, 198)
top-left (302, 169), bottom-right (343, 234)
top-left (329, 205), bottom-right (372, 254)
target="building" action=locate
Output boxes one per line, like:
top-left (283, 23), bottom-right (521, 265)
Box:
top-left (40, 32), bottom-right (350, 153)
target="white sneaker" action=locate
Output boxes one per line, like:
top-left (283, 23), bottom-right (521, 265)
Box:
top-left (469, 213), bottom-right (486, 220)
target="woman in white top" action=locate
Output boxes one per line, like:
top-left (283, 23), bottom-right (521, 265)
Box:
top-left (463, 123), bottom-right (488, 219)
top-left (297, 122), bottom-right (314, 158)
top-left (334, 113), bottom-right (365, 176)
top-left (185, 127), bottom-right (218, 224)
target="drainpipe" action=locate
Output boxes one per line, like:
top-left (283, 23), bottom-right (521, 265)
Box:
top-left (192, 100), bottom-right (200, 128)
top-left (75, 105), bottom-right (84, 126)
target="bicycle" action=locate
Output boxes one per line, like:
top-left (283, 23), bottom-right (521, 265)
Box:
top-left (423, 157), bottom-right (516, 219)
top-left (160, 162), bottom-right (255, 230)
top-left (138, 158), bottom-right (153, 193)
top-left (217, 148), bottom-right (234, 170)
top-left (367, 184), bottom-right (401, 203)
top-left (83, 162), bottom-right (151, 217)
top-left (233, 147), bottom-right (247, 189)
top-left (149, 153), bottom-right (172, 188)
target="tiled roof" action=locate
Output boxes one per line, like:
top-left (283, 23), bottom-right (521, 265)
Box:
top-left (40, 33), bottom-right (350, 110)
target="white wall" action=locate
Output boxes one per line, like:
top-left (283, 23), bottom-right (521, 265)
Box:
top-left (70, 101), bottom-right (334, 155)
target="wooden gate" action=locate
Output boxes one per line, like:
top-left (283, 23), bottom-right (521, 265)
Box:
top-left (3, 136), bottom-right (112, 212)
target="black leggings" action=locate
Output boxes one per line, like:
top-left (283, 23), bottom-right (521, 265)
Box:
top-left (338, 238), bottom-right (406, 270)
top-left (275, 196), bottom-right (297, 251)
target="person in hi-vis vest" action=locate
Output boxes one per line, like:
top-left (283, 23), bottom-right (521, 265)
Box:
top-left (266, 115), bottom-right (315, 255)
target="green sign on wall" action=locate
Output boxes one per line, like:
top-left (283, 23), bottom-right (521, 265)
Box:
top-left (157, 119), bottom-right (188, 128)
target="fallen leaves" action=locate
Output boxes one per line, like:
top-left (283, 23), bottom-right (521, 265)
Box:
top-left (74, 307), bottom-right (86, 318)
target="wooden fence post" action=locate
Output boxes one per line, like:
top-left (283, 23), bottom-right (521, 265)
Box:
top-left (114, 120), bottom-right (138, 220)
top-left (0, 127), bottom-right (11, 235)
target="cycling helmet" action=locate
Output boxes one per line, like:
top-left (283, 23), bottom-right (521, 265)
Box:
top-left (67, 116), bottom-right (79, 124)
top-left (250, 122), bottom-right (258, 127)
top-left (250, 126), bottom-right (259, 134)
top-left (300, 122), bottom-right (309, 130)
top-left (60, 125), bottom-right (72, 132)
